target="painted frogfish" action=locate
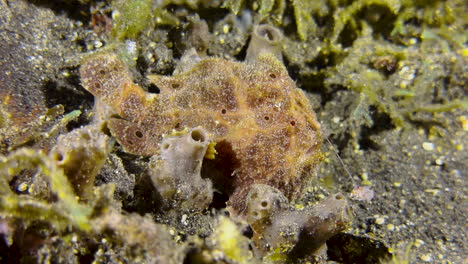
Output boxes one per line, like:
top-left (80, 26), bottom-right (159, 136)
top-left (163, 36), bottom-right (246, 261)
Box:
top-left (80, 25), bottom-right (323, 214)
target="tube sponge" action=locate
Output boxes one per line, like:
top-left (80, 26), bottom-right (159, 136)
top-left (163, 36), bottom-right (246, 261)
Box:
top-left (246, 24), bottom-right (283, 63)
top-left (290, 193), bottom-right (352, 258)
top-left (246, 184), bottom-right (289, 231)
top-left (49, 126), bottom-right (111, 201)
top-left (246, 185), bottom-right (351, 259)
top-left (149, 127), bottom-right (214, 211)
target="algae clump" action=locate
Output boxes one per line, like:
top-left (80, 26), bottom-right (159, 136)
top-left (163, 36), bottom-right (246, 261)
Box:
top-left (0, 149), bottom-right (92, 231)
top-left (112, 0), bottom-right (153, 40)
top-left (213, 216), bottom-right (253, 263)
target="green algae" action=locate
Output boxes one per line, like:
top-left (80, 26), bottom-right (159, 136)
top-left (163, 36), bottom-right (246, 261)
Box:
top-left (222, 0), bottom-right (319, 40)
top-left (111, 0), bottom-right (213, 41)
top-left (223, 0), bottom-right (400, 40)
top-left (221, 0), bottom-right (244, 15)
top-left (324, 23), bottom-right (467, 127)
top-left (393, 0), bottom-right (467, 47)
top-left (291, 0), bottom-right (320, 41)
top-left (213, 217), bottom-right (253, 263)
top-left (232, 0), bottom-right (465, 46)
top-left (329, 0), bottom-right (400, 43)
top-left (0, 149), bottom-right (92, 231)
top-left (111, 0), bottom-right (154, 40)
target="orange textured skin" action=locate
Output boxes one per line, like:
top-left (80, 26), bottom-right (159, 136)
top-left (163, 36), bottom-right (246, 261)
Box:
top-left (80, 52), bottom-right (322, 213)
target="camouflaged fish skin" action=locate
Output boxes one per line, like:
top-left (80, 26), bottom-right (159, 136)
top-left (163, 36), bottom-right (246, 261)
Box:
top-left (80, 26), bottom-right (322, 214)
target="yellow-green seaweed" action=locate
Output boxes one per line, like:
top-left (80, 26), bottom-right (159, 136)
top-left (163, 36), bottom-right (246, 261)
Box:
top-left (0, 149), bottom-right (92, 231)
